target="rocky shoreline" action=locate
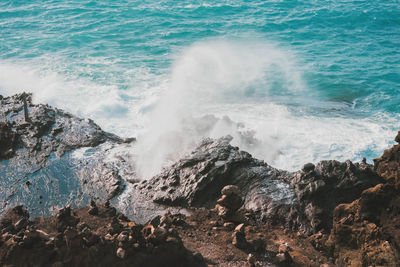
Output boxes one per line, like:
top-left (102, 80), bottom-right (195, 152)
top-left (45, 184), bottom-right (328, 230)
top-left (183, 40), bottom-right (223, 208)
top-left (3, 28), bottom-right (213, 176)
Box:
top-left (0, 93), bottom-right (399, 266)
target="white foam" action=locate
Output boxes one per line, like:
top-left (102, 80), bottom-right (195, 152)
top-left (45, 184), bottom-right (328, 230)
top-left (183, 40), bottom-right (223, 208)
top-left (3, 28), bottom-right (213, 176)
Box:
top-left (0, 59), bottom-right (164, 137)
top-left (0, 40), bottom-right (398, 180)
top-left (133, 39), bottom-right (398, 178)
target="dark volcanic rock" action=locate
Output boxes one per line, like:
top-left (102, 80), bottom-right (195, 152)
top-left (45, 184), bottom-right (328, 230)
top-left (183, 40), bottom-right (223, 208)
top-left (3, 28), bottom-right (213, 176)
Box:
top-left (119, 135), bottom-right (382, 234)
top-left (0, 94), bottom-right (134, 217)
top-left (0, 93), bottom-right (387, 240)
top-left (118, 136), bottom-right (301, 228)
top-left (283, 160), bottom-right (382, 233)
top-left (0, 121), bottom-right (16, 159)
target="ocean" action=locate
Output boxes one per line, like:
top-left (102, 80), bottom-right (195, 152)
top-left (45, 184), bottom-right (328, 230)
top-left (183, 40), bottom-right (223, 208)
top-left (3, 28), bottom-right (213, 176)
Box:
top-left (1, 0), bottom-right (399, 178)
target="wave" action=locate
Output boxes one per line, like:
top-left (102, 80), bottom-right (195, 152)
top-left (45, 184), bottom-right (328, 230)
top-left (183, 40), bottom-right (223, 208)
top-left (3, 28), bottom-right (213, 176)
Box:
top-left (0, 40), bottom-right (397, 179)
top-left (132, 39), bottom-right (398, 178)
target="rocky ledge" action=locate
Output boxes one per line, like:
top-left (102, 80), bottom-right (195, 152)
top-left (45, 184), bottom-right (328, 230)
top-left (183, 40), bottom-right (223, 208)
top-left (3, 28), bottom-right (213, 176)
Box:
top-left (1, 93), bottom-right (399, 266)
top-left (0, 93), bottom-right (135, 217)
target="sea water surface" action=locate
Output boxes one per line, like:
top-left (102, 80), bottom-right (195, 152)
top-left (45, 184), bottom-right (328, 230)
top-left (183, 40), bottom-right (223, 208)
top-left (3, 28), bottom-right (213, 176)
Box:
top-left (0, 0), bottom-right (399, 178)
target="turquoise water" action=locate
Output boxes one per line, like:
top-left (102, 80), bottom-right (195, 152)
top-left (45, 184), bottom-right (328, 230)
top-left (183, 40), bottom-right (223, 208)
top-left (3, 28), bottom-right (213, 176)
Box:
top-left (1, 0), bottom-right (399, 174)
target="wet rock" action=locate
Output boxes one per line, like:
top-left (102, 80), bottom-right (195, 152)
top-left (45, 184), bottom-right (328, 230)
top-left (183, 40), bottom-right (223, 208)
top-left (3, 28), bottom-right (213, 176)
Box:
top-left (0, 122), bottom-right (16, 159)
top-left (130, 135), bottom-right (382, 235)
top-left (146, 136), bottom-right (294, 224)
top-left (0, 94), bottom-right (130, 218)
top-left (395, 131), bottom-right (400, 143)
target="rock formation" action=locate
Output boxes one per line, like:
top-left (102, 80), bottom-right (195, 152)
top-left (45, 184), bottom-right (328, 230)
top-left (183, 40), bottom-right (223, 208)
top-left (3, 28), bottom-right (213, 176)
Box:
top-left (320, 131), bottom-right (400, 266)
top-left (0, 121), bottom-right (16, 159)
top-left (0, 205), bottom-right (205, 267)
top-left (283, 160), bottom-right (382, 234)
top-left (0, 93), bottom-right (134, 217)
top-left (1, 93), bottom-right (399, 266)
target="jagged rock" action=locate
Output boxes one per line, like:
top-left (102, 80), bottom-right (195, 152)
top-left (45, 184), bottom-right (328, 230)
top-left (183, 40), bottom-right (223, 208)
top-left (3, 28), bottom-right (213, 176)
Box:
top-left (0, 94), bottom-right (133, 218)
top-left (324, 133), bottom-right (400, 267)
top-left (148, 136), bottom-right (289, 208)
top-left (0, 92), bottom-right (392, 261)
top-left (374, 132), bottom-right (400, 187)
top-left (395, 131), bottom-right (400, 143)
top-left (328, 188), bottom-right (398, 266)
top-left (0, 122), bottom-right (16, 159)
top-left (120, 135), bottom-right (382, 234)
top-left (283, 159), bottom-right (382, 233)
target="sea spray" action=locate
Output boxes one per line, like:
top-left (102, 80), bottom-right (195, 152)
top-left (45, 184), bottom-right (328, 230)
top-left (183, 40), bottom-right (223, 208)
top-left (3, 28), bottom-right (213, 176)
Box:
top-left (133, 40), bottom-right (307, 178)
top-left (133, 39), bottom-right (399, 178)
top-left (1, 0), bottom-right (399, 178)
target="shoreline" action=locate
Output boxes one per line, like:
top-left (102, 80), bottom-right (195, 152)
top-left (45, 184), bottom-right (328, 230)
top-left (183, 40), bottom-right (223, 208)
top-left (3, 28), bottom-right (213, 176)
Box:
top-left (1, 93), bottom-right (399, 266)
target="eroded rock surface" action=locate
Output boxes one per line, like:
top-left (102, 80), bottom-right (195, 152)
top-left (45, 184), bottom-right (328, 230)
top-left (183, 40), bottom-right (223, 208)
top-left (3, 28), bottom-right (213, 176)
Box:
top-left (0, 122), bottom-right (16, 159)
top-left (317, 132), bottom-right (400, 266)
top-left (118, 136), bottom-right (303, 229)
top-left (0, 94), bottom-right (134, 217)
top-left (0, 93), bottom-right (391, 244)
top-left (283, 160), bottom-right (382, 234)
top-left (123, 136), bottom-right (381, 235)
